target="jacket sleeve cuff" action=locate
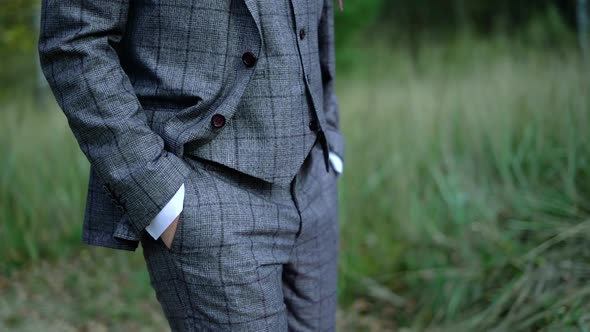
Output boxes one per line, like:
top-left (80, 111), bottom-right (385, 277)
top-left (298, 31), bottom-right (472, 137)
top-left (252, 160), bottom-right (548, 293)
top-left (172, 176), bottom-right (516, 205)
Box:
top-left (110, 151), bottom-right (191, 234)
top-left (145, 183), bottom-right (185, 239)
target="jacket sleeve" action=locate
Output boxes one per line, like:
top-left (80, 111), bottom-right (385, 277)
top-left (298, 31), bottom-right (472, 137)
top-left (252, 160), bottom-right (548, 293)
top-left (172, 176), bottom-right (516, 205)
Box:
top-left (318, 0), bottom-right (345, 162)
top-left (37, 0), bottom-right (191, 233)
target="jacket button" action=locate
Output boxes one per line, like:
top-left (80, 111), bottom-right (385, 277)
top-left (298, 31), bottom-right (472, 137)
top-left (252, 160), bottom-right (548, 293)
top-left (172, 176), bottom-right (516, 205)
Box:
top-left (309, 119), bottom-right (319, 131)
top-left (242, 52), bottom-right (257, 67)
top-left (211, 114), bottom-right (226, 128)
top-left (299, 28), bottom-right (306, 40)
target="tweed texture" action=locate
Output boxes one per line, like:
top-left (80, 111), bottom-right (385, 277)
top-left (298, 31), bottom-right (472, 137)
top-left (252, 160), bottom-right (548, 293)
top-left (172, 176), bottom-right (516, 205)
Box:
top-left (37, 0), bottom-right (345, 251)
top-left (141, 136), bottom-right (340, 331)
top-left (187, 0), bottom-right (319, 185)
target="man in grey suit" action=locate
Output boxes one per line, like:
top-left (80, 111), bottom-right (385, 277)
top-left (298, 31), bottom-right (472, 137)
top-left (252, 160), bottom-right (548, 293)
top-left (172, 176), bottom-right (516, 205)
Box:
top-left (38, 0), bottom-right (345, 330)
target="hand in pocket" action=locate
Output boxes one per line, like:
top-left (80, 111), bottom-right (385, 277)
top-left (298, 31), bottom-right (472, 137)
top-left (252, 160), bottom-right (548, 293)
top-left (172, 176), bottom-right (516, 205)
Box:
top-left (162, 213), bottom-right (181, 249)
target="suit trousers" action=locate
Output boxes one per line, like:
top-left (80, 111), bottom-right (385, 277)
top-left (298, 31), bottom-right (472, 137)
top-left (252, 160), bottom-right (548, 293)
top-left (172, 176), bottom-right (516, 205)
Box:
top-left (139, 135), bottom-right (340, 331)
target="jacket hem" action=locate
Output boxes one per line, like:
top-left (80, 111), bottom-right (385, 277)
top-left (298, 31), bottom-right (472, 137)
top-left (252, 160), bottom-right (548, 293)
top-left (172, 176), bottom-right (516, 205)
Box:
top-left (82, 233), bottom-right (139, 251)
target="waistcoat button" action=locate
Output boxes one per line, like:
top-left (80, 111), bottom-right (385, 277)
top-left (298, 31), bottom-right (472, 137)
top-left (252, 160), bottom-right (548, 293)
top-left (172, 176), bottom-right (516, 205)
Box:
top-left (242, 52), bottom-right (257, 67)
top-left (299, 28), bottom-right (306, 40)
top-left (211, 114), bottom-right (226, 128)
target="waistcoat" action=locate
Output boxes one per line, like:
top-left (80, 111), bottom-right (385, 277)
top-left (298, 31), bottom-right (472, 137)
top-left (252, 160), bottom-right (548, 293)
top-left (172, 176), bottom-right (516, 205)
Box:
top-left (184, 0), bottom-right (319, 186)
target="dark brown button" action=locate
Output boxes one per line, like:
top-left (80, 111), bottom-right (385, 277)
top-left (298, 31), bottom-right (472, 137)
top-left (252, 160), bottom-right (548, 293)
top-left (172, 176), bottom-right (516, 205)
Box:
top-left (242, 52), bottom-right (257, 67)
top-left (309, 119), bottom-right (319, 131)
top-left (211, 114), bottom-right (226, 128)
top-left (299, 28), bottom-right (306, 40)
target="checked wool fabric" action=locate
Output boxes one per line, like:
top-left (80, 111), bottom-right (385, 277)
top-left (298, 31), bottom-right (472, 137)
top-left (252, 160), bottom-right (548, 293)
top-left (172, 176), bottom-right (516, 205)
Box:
top-left (38, 0), bottom-right (345, 252)
top-left (186, 0), bottom-right (319, 186)
top-left (38, 0), bottom-right (345, 330)
top-left (141, 136), bottom-right (340, 331)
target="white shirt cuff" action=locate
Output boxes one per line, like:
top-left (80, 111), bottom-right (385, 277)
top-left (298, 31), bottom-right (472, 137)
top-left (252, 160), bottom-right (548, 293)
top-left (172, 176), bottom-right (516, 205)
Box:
top-left (145, 183), bottom-right (185, 240)
top-left (328, 151), bottom-right (343, 174)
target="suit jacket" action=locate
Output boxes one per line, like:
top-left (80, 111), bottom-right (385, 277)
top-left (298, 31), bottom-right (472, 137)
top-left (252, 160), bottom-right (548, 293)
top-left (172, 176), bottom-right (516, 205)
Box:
top-left (37, 0), bottom-right (345, 251)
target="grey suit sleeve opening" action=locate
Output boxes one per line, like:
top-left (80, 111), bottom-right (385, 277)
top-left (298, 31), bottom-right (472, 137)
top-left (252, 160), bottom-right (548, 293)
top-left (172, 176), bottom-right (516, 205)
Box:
top-left (37, 0), bottom-right (191, 234)
top-left (318, 0), bottom-right (345, 163)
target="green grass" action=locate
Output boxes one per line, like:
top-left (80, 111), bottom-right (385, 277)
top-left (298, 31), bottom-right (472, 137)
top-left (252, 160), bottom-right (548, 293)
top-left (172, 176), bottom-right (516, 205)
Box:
top-left (1, 35), bottom-right (590, 331)
top-left (337, 37), bottom-right (590, 330)
top-left (0, 247), bottom-right (168, 331)
top-left (0, 96), bottom-right (87, 273)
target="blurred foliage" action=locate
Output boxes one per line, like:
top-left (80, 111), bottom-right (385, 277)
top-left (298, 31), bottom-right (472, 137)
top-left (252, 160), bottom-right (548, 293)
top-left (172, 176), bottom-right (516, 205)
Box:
top-left (1, 1), bottom-right (590, 330)
top-left (377, 0), bottom-right (577, 36)
top-left (2, 34), bottom-right (589, 329)
top-left (0, 0), bottom-right (39, 91)
top-left (334, 0), bottom-right (581, 71)
top-left (0, 0), bottom-right (583, 53)
top-left (335, 36), bottom-right (590, 329)
top-left (0, 0), bottom-right (585, 88)
top-left (0, 0), bottom-right (38, 52)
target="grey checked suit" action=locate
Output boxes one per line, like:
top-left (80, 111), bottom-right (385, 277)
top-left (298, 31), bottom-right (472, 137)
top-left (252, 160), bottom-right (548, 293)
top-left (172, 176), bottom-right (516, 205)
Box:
top-left (38, 0), bottom-right (344, 330)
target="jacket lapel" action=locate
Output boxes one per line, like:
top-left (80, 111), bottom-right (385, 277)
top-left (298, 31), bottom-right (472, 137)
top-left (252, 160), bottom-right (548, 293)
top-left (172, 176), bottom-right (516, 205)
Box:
top-left (243, 0), bottom-right (263, 41)
top-left (241, 0), bottom-right (323, 123)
